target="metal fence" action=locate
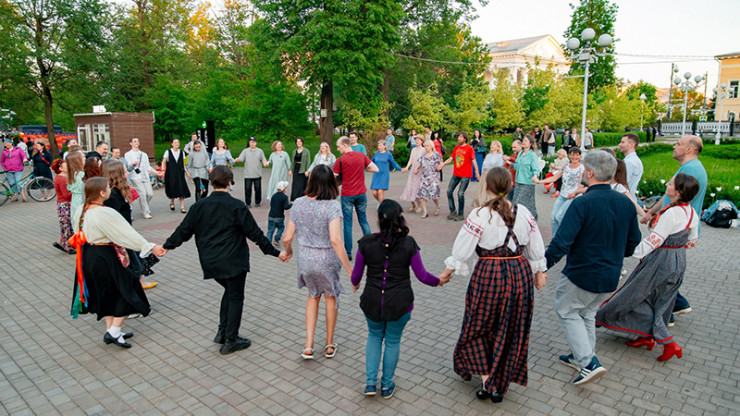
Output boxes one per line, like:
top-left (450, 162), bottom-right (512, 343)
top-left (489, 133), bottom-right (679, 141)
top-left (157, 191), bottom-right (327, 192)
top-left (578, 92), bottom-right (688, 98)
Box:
top-left (660, 121), bottom-right (739, 136)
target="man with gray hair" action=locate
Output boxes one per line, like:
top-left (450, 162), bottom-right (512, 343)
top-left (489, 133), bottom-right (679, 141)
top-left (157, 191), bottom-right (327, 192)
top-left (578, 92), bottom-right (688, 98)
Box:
top-left (545, 150), bottom-right (641, 386)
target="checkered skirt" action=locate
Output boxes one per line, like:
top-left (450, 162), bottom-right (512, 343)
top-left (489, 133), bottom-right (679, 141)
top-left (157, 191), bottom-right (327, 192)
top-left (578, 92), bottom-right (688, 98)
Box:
top-left (453, 236), bottom-right (534, 394)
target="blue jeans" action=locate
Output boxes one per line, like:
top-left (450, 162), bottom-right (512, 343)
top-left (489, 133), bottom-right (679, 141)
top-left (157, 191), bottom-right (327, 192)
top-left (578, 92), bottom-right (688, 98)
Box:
top-left (674, 292), bottom-right (690, 311)
top-left (365, 312), bottom-right (411, 387)
top-left (551, 195), bottom-right (574, 237)
top-left (5, 171), bottom-right (23, 192)
top-left (446, 175), bottom-right (470, 215)
top-left (266, 217), bottom-right (284, 243)
top-left (341, 194), bottom-right (372, 257)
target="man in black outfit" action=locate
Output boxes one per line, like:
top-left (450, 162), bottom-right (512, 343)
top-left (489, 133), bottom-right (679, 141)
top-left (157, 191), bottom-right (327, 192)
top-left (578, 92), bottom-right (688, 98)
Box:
top-left (163, 166), bottom-right (289, 354)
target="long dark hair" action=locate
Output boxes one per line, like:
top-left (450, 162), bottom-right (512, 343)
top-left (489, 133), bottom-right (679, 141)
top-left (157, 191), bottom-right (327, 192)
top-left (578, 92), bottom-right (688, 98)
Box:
top-left (478, 167), bottom-right (515, 226)
top-left (304, 164), bottom-right (339, 200)
top-left (376, 199), bottom-right (409, 249)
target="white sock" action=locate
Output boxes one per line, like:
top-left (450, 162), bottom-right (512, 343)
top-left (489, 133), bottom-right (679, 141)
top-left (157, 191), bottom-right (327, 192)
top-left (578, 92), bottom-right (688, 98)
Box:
top-left (108, 326), bottom-right (121, 338)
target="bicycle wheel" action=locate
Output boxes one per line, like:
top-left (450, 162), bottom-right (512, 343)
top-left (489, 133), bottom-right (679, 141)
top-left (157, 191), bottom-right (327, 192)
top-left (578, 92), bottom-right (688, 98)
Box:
top-left (27, 177), bottom-right (56, 202)
top-left (0, 182), bottom-right (10, 206)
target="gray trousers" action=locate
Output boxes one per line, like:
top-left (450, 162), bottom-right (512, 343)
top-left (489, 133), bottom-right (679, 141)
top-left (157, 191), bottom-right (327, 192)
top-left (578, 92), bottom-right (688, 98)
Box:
top-left (555, 276), bottom-right (611, 369)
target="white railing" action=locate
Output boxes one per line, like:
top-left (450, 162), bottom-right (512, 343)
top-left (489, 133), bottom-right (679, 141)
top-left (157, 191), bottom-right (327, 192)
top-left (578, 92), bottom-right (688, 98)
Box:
top-left (660, 121), bottom-right (732, 134)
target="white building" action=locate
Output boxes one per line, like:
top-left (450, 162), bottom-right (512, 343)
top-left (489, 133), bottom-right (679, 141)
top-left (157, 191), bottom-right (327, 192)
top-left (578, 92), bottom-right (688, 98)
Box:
top-left (484, 34), bottom-right (570, 87)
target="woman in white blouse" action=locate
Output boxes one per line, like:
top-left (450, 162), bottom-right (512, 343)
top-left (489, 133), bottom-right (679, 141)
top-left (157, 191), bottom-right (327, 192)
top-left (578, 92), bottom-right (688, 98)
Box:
top-left (306, 142), bottom-right (336, 175)
top-left (439, 167), bottom-right (547, 404)
top-left (70, 178), bottom-right (166, 348)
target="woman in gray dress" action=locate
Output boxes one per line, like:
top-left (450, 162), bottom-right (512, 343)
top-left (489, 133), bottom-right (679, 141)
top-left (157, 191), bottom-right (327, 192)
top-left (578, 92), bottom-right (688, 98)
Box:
top-left (186, 140), bottom-right (211, 201)
top-left (282, 165), bottom-right (352, 360)
top-left (595, 174), bottom-right (700, 362)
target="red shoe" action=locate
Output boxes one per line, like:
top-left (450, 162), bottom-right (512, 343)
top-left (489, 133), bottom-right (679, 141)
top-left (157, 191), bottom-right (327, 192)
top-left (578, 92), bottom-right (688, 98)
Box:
top-left (551, 192), bottom-right (559, 198)
top-left (626, 337), bottom-right (655, 350)
top-left (657, 341), bottom-right (683, 361)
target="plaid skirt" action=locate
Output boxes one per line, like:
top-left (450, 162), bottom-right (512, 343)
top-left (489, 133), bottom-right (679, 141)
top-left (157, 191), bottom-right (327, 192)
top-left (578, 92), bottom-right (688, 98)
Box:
top-left (453, 244), bottom-right (534, 394)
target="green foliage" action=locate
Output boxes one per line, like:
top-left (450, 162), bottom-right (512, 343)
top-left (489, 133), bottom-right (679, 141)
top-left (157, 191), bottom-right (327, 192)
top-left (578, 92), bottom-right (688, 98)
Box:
top-left (587, 87), bottom-right (642, 131)
top-left (624, 81), bottom-right (660, 125)
top-left (487, 71), bottom-right (523, 131)
top-left (392, 142), bottom-right (411, 166)
top-left (564, 0), bottom-right (619, 91)
top-left (446, 83), bottom-right (490, 133)
top-left (401, 84), bottom-right (448, 132)
top-left (592, 131), bottom-right (646, 148)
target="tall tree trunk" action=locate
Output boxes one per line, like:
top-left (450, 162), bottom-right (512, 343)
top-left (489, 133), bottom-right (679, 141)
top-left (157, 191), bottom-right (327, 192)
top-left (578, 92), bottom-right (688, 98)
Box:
top-left (319, 81), bottom-right (334, 144)
top-left (42, 84), bottom-right (60, 159)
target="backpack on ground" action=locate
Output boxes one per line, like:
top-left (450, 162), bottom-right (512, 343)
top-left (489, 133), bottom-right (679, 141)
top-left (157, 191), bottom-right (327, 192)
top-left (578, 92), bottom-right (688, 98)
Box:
top-left (701, 200), bottom-right (739, 228)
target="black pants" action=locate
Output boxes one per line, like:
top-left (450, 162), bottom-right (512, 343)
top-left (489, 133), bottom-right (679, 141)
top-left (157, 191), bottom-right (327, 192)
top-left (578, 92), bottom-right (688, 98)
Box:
top-left (244, 177), bottom-right (262, 206)
top-left (193, 178), bottom-right (209, 201)
top-left (215, 274), bottom-right (247, 342)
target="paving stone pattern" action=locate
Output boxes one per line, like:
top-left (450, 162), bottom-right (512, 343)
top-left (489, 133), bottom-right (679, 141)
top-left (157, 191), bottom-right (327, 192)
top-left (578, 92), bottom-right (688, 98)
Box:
top-left (0, 165), bottom-right (738, 415)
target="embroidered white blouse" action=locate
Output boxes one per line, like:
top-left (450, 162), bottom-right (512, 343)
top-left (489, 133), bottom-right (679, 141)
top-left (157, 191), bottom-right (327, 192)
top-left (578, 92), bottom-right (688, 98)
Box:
top-left (633, 204), bottom-right (698, 259)
top-left (444, 205), bottom-right (547, 276)
top-left (73, 206), bottom-right (155, 256)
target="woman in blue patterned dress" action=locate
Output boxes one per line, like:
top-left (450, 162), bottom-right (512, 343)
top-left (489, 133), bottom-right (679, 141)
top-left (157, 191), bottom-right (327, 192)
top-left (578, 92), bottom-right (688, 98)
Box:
top-left (370, 139), bottom-right (404, 203)
top-left (282, 165), bottom-right (352, 360)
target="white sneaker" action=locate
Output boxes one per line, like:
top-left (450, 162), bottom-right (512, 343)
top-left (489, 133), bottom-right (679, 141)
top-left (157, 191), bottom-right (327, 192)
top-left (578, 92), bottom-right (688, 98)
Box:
top-left (144, 214), bottom-right (153, 219)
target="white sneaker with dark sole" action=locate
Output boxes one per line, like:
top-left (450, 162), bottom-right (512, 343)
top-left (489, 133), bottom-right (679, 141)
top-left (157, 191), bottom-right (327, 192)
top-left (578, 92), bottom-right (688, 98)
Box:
top-left (673, 307), bottom-right (692, 316)
top-left (572, 357), bottom-right (607, 385)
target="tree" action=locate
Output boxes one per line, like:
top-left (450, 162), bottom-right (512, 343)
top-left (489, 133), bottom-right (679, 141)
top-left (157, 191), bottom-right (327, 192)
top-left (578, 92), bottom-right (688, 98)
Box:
top-left (625, 80), bottom-right (660, 125)
top-left (487, 71), bottom-right (524, 132)
top-left (587, 87), bottom-right (640, 131)
top-left (564, 0), bottom-right (618, 92)
top-left (446, 83), bottom-right (490, 133)
top-left (254, 0), bottom-right (404, 143)
top-left (401, 84), bottom-right (447, 133)
top-left (0, 0), bottom-right (110, 157)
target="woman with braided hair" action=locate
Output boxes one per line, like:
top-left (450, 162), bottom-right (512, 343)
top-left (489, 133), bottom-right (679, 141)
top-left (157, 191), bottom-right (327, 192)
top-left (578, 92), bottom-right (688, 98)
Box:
top-left (440, 167), bottom-right (547, 403)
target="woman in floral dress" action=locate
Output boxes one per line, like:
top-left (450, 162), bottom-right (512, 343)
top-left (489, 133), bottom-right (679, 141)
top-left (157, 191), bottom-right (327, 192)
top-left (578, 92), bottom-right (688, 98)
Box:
top-left (415, 140), bottom-right (442, 217)
top-left (399, 136), bottom-right (425, 213)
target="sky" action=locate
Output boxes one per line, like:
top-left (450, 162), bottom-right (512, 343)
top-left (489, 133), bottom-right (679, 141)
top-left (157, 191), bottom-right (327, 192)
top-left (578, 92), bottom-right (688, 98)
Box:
top-left (470, 0), bottom-right (740, 90)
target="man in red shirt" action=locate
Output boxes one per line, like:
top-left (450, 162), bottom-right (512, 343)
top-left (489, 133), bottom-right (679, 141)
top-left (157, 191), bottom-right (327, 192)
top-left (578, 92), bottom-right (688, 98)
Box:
top-left (334, 136), bottom-right (379, 259)
top-left (438, 132), bottom-right (480, 221)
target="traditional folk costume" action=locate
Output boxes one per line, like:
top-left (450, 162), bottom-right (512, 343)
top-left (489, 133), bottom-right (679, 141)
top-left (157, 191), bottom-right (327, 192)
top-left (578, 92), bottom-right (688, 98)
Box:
top-left (596, 204), bottom-right (698, 345)
top-left (445, 204), bottom-right (546, 394)
top-left (70, 205), bottom-right (155, 320)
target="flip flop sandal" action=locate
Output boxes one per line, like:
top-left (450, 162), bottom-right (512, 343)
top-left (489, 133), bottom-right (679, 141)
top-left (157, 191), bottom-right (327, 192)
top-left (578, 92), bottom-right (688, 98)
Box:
top-left (301, 348), bottom-right (314, 360)
top-left (324, 343), bottom-right (337, 358)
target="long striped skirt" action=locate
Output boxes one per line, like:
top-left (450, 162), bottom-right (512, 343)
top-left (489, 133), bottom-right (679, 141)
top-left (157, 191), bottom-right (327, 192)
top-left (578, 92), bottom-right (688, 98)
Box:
top-left (453, 245), bottom-right (534, 394)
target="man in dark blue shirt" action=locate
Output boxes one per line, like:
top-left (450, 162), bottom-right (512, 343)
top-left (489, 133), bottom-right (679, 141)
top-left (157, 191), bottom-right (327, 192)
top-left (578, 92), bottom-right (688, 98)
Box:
top-left (546, 150), bottom-right (641, 386)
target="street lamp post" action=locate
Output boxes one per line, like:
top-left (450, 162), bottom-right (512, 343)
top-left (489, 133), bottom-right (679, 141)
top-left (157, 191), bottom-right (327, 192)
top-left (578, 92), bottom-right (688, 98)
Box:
top-left (713, 83), bottom-right (734, 144)
top-left (673, 72), bottom-right (704, 137)
top-left (566, 28), bottom-right (612, 151)
top-left (639, 93), bottom-right (647, 130)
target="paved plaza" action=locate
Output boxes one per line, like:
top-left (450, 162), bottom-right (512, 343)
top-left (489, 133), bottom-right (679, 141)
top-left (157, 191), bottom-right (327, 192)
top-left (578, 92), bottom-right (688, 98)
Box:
top-left (0, 165), bottom-right (738, 415)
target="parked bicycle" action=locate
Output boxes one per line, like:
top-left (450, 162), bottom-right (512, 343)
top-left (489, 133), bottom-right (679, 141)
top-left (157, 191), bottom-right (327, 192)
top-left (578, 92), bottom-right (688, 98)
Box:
top-left (0, 170), bottom-right (56, 206)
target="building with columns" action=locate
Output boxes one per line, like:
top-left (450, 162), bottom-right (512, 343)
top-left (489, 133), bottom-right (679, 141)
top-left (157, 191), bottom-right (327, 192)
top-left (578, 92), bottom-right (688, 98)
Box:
top-left (484, 34), bottom-right (570, 87)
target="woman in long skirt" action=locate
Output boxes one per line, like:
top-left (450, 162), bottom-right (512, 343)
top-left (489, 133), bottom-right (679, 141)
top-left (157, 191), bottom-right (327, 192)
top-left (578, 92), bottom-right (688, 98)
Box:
top-left (163, 139), bottom-right (191, 213)
top-left (52, 159), bottom-right (75, 254)
top-left (290, 137), bottom-right (310, 201)
top-left (399, 136), bottom-right (425, 213)
top-left (595, 174), bottom-right (699, 362)
top-left (509, 136), bottom-right (539, 220)
top-left (415, 140), bottom-right (442, 217)
top-left (470, 130), bottom-right (486, 183)
top-left (69, 178), bottom-right (166, 348)
top-left (267, 140), bottom-right (292, 200)
top-left (370, 139), bottom-right (404, 203)
top-left (440, 167), bottom-right (547, 403)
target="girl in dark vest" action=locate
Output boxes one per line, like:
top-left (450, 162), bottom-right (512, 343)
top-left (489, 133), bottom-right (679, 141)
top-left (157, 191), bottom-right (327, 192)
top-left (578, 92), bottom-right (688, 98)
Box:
top-left (351, 199), bottom-right (450, 399)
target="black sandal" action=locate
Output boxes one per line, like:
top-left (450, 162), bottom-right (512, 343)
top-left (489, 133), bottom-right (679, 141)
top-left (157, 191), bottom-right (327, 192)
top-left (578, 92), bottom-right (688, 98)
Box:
top-left (170, 204), bottom-right (175, 211)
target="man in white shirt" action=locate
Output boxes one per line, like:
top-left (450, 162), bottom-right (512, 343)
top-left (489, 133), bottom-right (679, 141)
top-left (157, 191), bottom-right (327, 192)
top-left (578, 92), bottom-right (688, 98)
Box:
top-left (124, 137), bottom-right (154, 219)
top-left (384, 128), bottom-right (395, 152)
top-left (618, 133), bottom-right (643, 200)
top-left (16, 139), bottom-right (28, 158)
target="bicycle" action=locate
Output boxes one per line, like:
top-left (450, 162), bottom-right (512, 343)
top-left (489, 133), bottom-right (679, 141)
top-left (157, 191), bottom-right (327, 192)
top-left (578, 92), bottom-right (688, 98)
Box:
top-left (0, 170), bottom-right (56, 206)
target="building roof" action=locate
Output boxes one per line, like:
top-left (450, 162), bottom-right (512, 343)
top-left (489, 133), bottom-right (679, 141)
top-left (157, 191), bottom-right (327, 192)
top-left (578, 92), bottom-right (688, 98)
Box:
top-left (716, 52), bottom-right (740, 60)
top-left (486, 35), bottom-right (552, 53)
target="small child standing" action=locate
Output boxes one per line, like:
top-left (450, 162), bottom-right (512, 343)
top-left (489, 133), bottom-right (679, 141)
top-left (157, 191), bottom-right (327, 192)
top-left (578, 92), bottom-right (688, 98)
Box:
top-left (267, 181), bottom-right (292, 246)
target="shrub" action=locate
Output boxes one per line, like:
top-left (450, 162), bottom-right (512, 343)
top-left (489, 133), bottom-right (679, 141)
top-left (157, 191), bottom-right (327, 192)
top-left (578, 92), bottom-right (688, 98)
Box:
top-left (393, 144), bottom-right (410, 166)
top-left (593, 131), bottom-right (646, 148)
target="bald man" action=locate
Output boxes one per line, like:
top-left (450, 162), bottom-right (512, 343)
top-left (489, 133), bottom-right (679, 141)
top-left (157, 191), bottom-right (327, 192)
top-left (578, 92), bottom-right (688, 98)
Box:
top-left (641, 135), bottom-right (707, 322)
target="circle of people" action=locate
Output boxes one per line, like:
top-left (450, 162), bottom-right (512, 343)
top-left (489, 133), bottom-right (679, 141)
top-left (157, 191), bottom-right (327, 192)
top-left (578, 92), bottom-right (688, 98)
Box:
top-left (39, 127), bottom-right (707, 403)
